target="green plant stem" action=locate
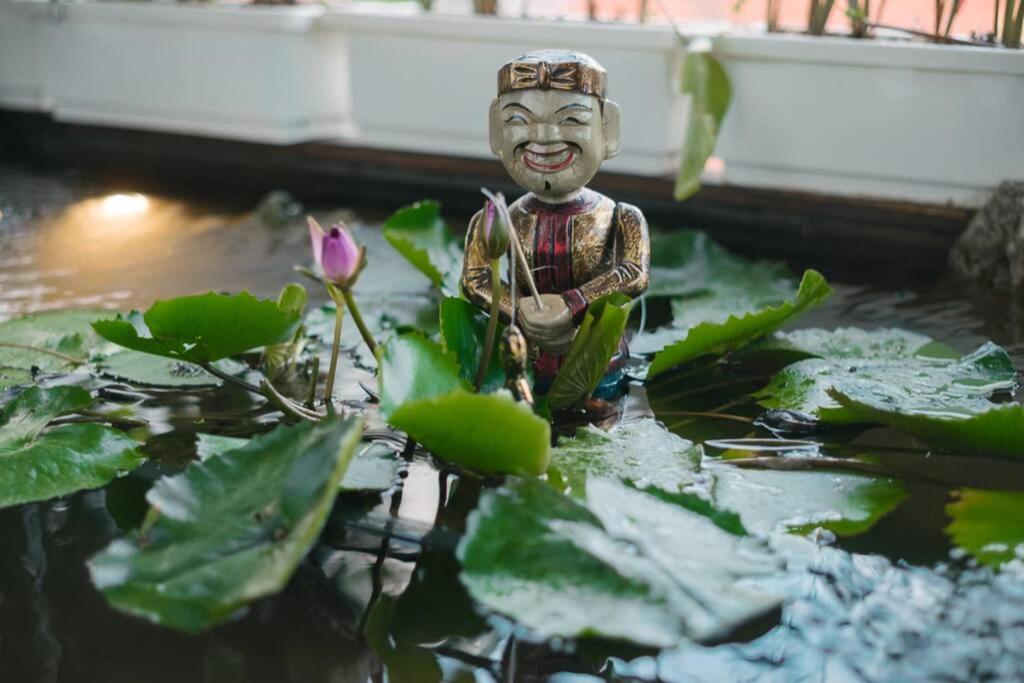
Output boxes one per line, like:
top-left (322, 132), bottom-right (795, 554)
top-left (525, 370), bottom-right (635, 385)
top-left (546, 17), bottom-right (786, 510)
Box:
top-left (260, 378), bottom-right (322, 422)
top-left (340, 286), bottom-right (378, 359)
top-left (0, 343), bottom-right (84, 365)
top-left (475, 258), bottom-right (502, 391)
top-left (199, 361), bottom-right (264, 395)
top-left (323, 296), bottom-right (345, 407)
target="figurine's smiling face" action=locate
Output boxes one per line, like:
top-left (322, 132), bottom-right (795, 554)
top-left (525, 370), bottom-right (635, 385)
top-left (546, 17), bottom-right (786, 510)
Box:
top-left (490, 89), bottom-right (621, 201)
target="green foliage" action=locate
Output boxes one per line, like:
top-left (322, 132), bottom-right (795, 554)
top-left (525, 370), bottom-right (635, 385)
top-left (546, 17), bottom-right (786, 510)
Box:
top-left (0, 309), bottom-right (109, 372)
top-left (548, 419), bottom-right (701, 497)
top-left (711, 465), bottom-right (907, 537)
top-left (382, 201), bottom-right (462, 293)
top-left (946, 489), bottom-right (1024, 567)
top-left (439, 297), bottom-right (504, 392)
top-left (548, 294), bottom-right (632, 411)
top-left (89, 417), bottom-right (363, 633)
top-left (97, 350), bottom-right (223, 387)
top-left (0, 367), bottom-right (33, 390)
top-left (645, 270), bottom-right (831, 378)
top-left (458, 477), bottom-right (781, 647)
top-left (744, 327), bottom-right (953, 365)
top-left (675, 47), bottom-right (731, 201)
top-left (759, 340), bottom-right (1018, 429)
top-left (92, 292), bottom-right (301, 364)
top-left (378, 333), bottom-right (550, 476)
top-left (0, 386), bottom-right (144, 508)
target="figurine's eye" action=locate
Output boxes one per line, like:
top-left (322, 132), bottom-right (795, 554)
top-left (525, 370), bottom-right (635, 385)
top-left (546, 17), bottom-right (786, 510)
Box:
top-left (560, 116), bottom-right (587, 125)
top-left (504, 114), bottom-right (528, 125)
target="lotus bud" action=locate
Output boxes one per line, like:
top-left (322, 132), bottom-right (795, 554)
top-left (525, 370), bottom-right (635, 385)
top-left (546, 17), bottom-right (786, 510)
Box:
top-left (483, 198), bottom-right (510, 260)
top-left (308, 216), bottom-right (363, 287)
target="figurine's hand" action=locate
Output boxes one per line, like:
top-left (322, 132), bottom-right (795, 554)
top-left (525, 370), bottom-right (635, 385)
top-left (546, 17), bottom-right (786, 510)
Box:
top-left (518, 294), bottom-right (576, 355)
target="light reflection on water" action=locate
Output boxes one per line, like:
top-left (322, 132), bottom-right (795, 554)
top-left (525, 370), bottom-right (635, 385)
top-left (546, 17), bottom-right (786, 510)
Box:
top-left (1, 163), bottom-right (1023, 682)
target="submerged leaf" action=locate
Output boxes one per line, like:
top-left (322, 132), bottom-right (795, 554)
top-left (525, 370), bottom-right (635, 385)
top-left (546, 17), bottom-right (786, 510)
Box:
top-left (709, 464), bottom-right (907, 537)
top-left (946, 489), bottom-right (1024, 567)
top-left (382, 201), bottom-right (462, 293)
top-left (548, 294), bottom-right (632, 411)
top-left (90, 417), bottom-right (363, 633)
top-left (92, 292), bottom-right (301, 364)
top-left (459, 477), bottom-right (781, 647)
top-left (0, 386), bottom-right (144, 508)
top-left (549, 419), bottom-right (701, 497)
top-left (644, 270), bottom-right (831, 378)
top-left (0, 309), bottom-right (109, 371)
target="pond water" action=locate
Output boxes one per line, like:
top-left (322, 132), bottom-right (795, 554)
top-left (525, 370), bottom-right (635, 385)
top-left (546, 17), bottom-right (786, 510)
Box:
top-left (1, 163), bottom-right (1022, 682)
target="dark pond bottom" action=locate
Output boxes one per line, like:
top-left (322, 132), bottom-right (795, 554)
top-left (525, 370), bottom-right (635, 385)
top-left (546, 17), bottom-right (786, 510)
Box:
top-left (1, 163), bottom-right (1022, 682)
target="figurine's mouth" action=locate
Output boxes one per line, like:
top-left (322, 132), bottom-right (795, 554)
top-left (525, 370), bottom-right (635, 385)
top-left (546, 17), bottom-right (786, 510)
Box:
top-left (520, 143), bottom-right (576, 173)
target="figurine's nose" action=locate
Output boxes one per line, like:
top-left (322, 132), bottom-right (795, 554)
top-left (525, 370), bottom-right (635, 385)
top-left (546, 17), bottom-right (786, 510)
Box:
top-left (532, 122), bottom-right (562, 144)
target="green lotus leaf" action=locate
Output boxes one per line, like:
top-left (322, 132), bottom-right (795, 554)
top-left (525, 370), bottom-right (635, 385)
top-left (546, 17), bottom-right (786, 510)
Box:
top-left (946, 489), bottom-right (1024, 567)
top-left (382, 201), bottom-right (462, 293)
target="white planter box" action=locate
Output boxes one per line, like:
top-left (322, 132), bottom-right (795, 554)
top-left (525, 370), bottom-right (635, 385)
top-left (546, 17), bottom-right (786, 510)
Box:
top-left (0, 1), bottom-right (54, 111)
top-left (323, 9), bottom-right (709, 176)
top-left (712, 33), bottom-right (1024, 206)
top-left (46, 2), bottom-right (354, 143)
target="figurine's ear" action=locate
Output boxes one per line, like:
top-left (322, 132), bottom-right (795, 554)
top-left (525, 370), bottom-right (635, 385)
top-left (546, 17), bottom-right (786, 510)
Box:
top-left (488, 98), bottom-right (502, 157)
top-left (602, 99), bottom-right (622, 160)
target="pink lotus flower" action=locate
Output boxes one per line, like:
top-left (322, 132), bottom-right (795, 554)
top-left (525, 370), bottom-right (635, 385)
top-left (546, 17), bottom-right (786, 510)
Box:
top-left (308, 216), bottom-right (363, 286)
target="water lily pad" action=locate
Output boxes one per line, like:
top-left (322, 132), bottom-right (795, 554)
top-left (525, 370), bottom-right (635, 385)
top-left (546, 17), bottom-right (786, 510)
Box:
top-left (0, 309), bottom-right (109, 372)
top-left (643, 270), bottom-right (831, 378)
top-left (97, 350), bottom-right (221, 387)
top-left (92, 291), bottom-right (301, 364)
top-left (548, 294), bottom-right (632, 411)
top-left (709, 465), bottom-right (907, 537)
top-left (458, 477), bottom-right (781, 648)
top-left (744, 327), bottom-right (950, 365)
top-left (378, 333), bottom-right (550, 476)
top-left (196, 432), bottom-right (402, 492)
top-left (382, 201), bottom-right (462, 293)
top-left (89, 417), bottom-right (363, 633)
top-left (549, 419), bottom-right (702, 497)
top-left (0, 366), bottom-right (33, 390)
top-left (759, 341), bottom-right (1018, 426)
top-left (0, 386), bottom-right (144, 508)
top-left (946, 489), bottom-right (1024, 567)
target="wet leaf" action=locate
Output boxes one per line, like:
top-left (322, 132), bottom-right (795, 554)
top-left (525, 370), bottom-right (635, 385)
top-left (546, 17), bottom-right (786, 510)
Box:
top-left (92, 292), bottom-right (301, 364)
top-left (196, 432), bottom-right (401, 492)
top-left (377, 333), bottom-right (467, 418)
top-left (744, 327), bottom-right (953, 365)
top-left (458, 477), bottom-right (781, 647)
top-left (830, 387), bottom-right (1024, 458)
top-left (382, 201), bottom-right (462, 293)
top-left (0, 386), bottom-right (144, 508)
top-left (0, 309), bottom-right (110, 372)
top-left (946, 489), bottom-right (1024, 567)
top-left (0, 366), bottom-right (33, 390)
top-left (89, 417), bottom-right (363, 633)
top-left (548, 419), bottom-right (701, 497)
top-left (759, 341), bottom-right (1018, 426)
top-left (709, 465), bottom-right (907, 537)
top-left (97, 350), bottom-right (222, 387)
top-left (439, 297), bottom-right (504, 392)
top-left (644, 270), bottom-right (831, 378)
top-left (548, 294), bottom-right (632, 411)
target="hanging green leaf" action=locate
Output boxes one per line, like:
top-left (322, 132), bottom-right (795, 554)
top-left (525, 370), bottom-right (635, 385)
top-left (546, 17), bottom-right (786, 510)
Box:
top-left (382, 201), bottom-right (462, 293)
top-left (439, 297), bottom-right (504, 392)
top-left (458, 477), bottom-right (781, 648)
top-left (674, 46), bottom-right (731, 201)
top-left (710, 464), bottom-right (907, 537)
top-left (759, 341), bottom-right (1018, 428)
top-left (946, 489), bottom-right (1024, 567)
top-left (548, 419), bottom-right (702, 497)
top-left (0, 309), bottom-right (110, 372)
top-left (92, 292), bottom-right (302, 364)
top-left (89, 417), bottom-right (363, 633)
top-left (644, 270), bottom-right (831, 378)
top-left (378, 334), bottom-right (550, 475)
top-left (0, 386), bottom-right (144, 508)
top-left (547, 294), bottom-right (632, 411)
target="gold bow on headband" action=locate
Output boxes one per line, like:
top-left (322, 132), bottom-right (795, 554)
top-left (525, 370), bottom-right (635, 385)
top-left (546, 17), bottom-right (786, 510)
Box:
top-left (497, 55), bottom-right (607, 99)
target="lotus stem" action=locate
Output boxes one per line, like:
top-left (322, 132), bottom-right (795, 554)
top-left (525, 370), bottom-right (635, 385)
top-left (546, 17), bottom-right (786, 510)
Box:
top-left (475, 258), bottom-right (502, 390)
top-left (340, 286), bottom-right (378, 359)
top-left (260, 378), bottom-right (322, 422)
top-left (0, 343), bottom-right (84, 365)
top-left (198, 361), bottom-right (264, 395)
top-left (323, 293), bottom-right (345, 407)
top-left (482, 187), bottom-right (544, 311)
